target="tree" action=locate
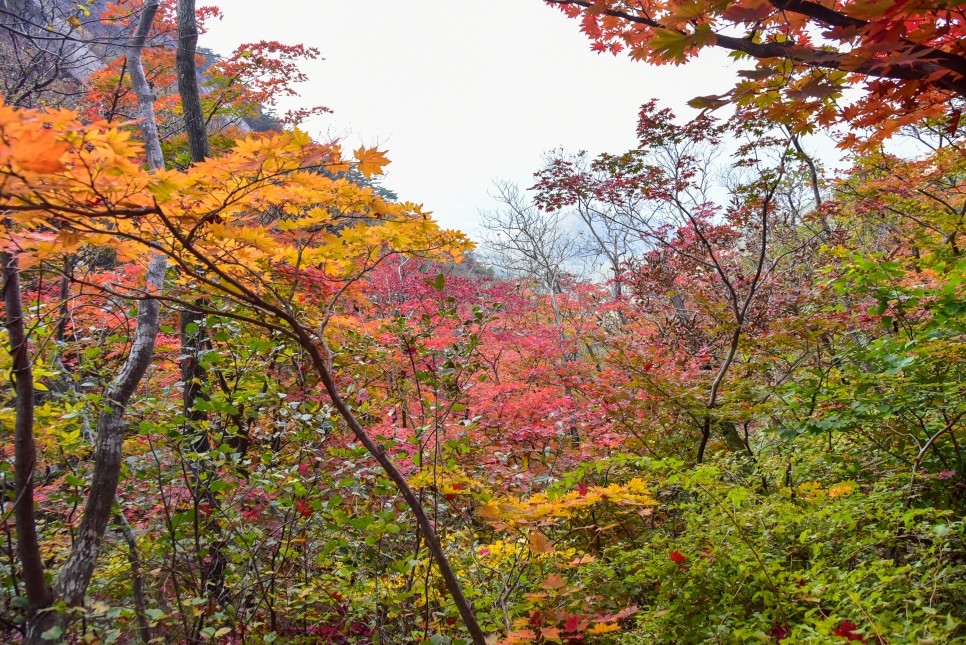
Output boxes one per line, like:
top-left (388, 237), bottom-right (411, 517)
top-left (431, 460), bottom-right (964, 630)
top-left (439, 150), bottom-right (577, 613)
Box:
top-left (481, 182), bottom-right (589, 444)
top-left (481, 181), bottom-right (583, 311)
top-left (534, 103), bottom-right (825, 462)
top-left (0, 3), bottom-right (167, 640)
top-left (0, 0), bottom-right (105, 106)
top-left (545, 0), bottom-right (966, 143)
top-left (0, 102), bottom-right (489, 642)
top-left (533, 151), bottom-right (640, 299)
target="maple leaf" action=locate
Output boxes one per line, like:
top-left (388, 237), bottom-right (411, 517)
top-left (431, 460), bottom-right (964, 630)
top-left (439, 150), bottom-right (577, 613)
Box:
top-left (587, 622), bottom-right (620, 635)
top-left (354, 146), bottom-right (390, 178)
top-left (721, 0), bottom-right (773, 23)
top-left (540, 626), bottom-right (562, 641)
top-left (832, 620), bottom-right (864, 641)
top-left (562, 614), bottom-right (588, 633)
top-left (13, 130), bottom-right (69, 174)
top-left (528, 530), bottom-right (555, 555)
top-left (294, 498), bottom-right (314, 518)
top-left (648, 29), bottom-right (692, 63)
top-left (539, 573), bottom-right (569, 591)
top-left (502, 628), bottom-right (537, 644)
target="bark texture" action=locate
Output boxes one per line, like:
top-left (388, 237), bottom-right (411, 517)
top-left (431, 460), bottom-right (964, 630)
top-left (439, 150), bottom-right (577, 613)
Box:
top-left (3, 249), bottom-right (55, 643)
top-left (13, 3), bottom-right (168, 639)
top-left (53, 255), bottom-right (166, 607)
top-left (175, 0), bottom-right (210, 163)
top-left (128, 0), bottom-right (164, 171)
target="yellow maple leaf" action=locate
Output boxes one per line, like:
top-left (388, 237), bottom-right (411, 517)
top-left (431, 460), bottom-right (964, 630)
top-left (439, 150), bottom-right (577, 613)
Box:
top-left (587, 622), bottom-right (620, 635)
top-left (354, 146), bottom-right (390, 178)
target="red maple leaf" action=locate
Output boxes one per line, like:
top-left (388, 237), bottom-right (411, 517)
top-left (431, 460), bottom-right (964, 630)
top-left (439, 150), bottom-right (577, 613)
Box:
top-left (833, 620), bottom-right (865, 641)
top-left (295, 498), bottom-right (314, 518)
top-left (562, 613), bottom-right (588, 633)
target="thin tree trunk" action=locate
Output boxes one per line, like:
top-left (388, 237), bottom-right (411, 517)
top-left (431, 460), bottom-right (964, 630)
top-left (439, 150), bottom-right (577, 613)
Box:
top-left (788, 133), bottom-right (830, 236)
top-left (176, 0), bottom-right (210, 164)
top-left (115, 511), bottom-right (152, 644)
top-left (697, 324), bottom-right (742, 464)
top-left (23, 4), bottom-right (168, 637)
top-left (53, 255), bottom-right (166, 606)
top-left (695, 166), bottom-right (779, 464)
top-left (2, 249), bottom-right (56, 644)
top-left (128, 0), bottom-right (164, 171)
top-left (174, 3), bottom-right (227, 619)
top-left (301, 336), bottom-right (488, 645)
top-left (175, 0), bottom-right (210, 450)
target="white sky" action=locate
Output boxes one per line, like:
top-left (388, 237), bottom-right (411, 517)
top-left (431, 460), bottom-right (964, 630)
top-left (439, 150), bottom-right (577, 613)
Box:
top-left (202, 1), bottom-right (736, 237)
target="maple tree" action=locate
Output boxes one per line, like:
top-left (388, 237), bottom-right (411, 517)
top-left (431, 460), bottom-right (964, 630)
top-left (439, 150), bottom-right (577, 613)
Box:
top-left (532, 102), bottom-right (824, 462)
top-left (2, 2), bottom-right (966, 644)
top-left (545, 0), bottom-right (966, 143)
top-left (0, 100), bottom-right (489, 640)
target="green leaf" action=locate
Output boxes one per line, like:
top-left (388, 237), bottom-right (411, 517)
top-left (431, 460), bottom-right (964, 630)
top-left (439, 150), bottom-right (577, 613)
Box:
top-left (688, 94), bottom-right (730, 110)
top-left (424, 273), bottom-right (446, 291)
top-left (41, 625), bottom-right (63, 640)
top-left (64, 474), bottom-right (84, 487)
top-left (649, 28), bottom-right (691, 62)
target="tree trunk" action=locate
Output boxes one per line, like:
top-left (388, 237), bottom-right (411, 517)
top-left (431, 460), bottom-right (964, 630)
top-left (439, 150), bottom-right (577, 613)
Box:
top-left (3, 249), bottom-right (56, 644)
top-left (175, 0), bottom-right (211, 450)
top-left (15, 4), bottom-right (168, 638)
top-left (175, 0), bottom-right (210, 164)
top-left (116, 511), bottom-right (152, 644)
top-left (128, 0), bottom-right (165, 171)
top-left (53, 255), bottom-right (167, 606)
top-left (293, 331), bottom-right (487, 645)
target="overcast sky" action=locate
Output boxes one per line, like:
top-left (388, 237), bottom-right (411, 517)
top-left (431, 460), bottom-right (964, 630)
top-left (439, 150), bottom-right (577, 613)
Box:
top-left (202, 1), bottom-right (735, 236)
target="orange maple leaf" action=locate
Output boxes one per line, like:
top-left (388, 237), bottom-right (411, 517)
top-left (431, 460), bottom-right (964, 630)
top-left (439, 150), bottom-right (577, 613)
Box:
top-left (353, 146), bottom-right (390, 178)
top-left (539, 573), bottom-right (569, 591)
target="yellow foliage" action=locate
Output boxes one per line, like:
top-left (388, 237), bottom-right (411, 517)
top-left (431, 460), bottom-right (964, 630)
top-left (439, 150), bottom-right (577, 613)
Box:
top-left (0, 102), bottom-right (473, 310)
top-left (478, 478), bottom-right (656, 529)
top-left (587, 622), bottom-right (620, 634)
top-left (796, 480), bottom-right (857, 501)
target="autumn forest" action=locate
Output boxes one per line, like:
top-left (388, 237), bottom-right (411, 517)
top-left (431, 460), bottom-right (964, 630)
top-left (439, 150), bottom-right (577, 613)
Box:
top-left (1, 1), bottom-right (965, 643)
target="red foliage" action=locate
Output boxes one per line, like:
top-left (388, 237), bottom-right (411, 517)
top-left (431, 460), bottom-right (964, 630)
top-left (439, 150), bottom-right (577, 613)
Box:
top-left (833, 620), bottom-right (865, 641)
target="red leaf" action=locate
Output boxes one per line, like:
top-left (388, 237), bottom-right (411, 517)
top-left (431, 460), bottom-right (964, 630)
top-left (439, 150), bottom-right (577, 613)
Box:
top-left (721, 0), bottom-right (773, 23)
top-left (669, 550), bottom-right (687, 563)
top-left (562, 613), bottom-right (587, 633)
top-left (833, 620), bottom-right (865, 641)
top-left (770, 623), bottom-right (790, 642)
top-left (295, 498), bottom-right (314, 518)
top-left (577, 482), bottom-right (588, 497)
